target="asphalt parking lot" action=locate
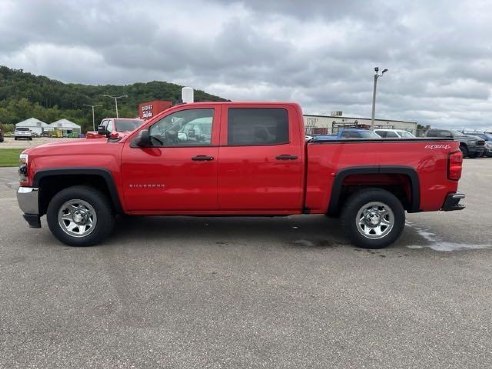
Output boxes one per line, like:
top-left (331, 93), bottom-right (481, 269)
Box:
top-left (0, 155), bottom-right (491, 368)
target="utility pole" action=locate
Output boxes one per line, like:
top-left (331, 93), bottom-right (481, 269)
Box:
top-left (84, 104), bottom-right (102, 131)
top-left (103, 94), bottom-right (128, 118)
top-left (371, 67), bottom-right (388, 127)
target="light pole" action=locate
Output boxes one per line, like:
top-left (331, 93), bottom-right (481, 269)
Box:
top-left (84, 104), bottom-right (102, 131)
top-left (371, 67), bottom-right (388, 127)
top-left (103, 94), bottom-right (128, 118)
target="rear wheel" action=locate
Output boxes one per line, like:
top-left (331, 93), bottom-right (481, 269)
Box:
top-left (341, 188), bottom-right (405, 249)
top-left (47, 185), bottom-right (114, 246)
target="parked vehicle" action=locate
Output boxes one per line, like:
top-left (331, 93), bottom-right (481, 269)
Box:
top-left (17, 102), bottom-right (464, 249)
top-left (313, 128), bottom-right (381, 140)
top-left (425, 129), bottom-right (485, 158)
top-left (86, 118), bottom-right (144, 139)
top-left (14, 127), bottom-right (33, 140)
top-left (373, 129), bottom-right (416, 138)
top-left (462, 132), bottom-right (492, 157)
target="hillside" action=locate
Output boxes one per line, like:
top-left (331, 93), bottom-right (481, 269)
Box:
top-left (0, 66), bottom-right (227, 132)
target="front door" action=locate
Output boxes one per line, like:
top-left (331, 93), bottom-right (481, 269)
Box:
top-left (121, 107), bottom-right (219, 213)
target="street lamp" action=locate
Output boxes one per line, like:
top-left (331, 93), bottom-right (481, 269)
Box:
top-left (84, 104), bottom-right (102, 131)
top-left (103, 94), bottom-right (128, 118)
top-left (371, 67), bottom-right (388, 127)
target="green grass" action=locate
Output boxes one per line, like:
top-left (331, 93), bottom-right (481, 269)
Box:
top-left (0, 148), bottom-right (24, 167)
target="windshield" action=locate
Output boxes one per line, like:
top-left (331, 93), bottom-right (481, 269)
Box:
top-left (451, 130), bottom-right (466, 137)
top-left (400, 131), bottom-right (415, 138)
top-left (358, 130), bottom-right (381, 138)
top-left (115, 119), bottom-right (143, 132)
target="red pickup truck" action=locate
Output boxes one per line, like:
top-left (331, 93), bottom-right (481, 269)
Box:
top-left (17, 102), bottom-right (465, 249)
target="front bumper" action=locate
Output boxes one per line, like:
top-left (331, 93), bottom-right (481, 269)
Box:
top-left (469, 146), bottom-right (485, 156)
top-left (442, 192), bottom-right (465, 211)
top-left (17, 187), bottom-right (41, 228)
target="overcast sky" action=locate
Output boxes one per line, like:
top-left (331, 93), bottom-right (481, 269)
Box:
top-left (1, 0), bottom-right (492, 130)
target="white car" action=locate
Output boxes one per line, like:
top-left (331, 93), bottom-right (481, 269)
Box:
top-left (373, 129), bottom-right (415, 138)
top-left (14, 127), bottom-right (33, 140)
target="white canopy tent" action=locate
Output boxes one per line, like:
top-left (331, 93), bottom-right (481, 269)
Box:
top-left (49, 119), bottom-right (82, 137)
top-left (15, 118), bottom-right (49, 136)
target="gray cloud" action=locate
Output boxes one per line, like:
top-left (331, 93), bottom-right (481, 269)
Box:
top-left (1, 0), bottom-right (492, 130)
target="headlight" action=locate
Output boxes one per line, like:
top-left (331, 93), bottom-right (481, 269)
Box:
top-left (20, 153), bottom-right (28, 165)
top-left (19, 153), bottom-right (29, 182)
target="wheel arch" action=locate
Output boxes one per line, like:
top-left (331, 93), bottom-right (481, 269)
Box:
top-left (33, 168), bottom-right (123, 216)
top-left (327, 166), bottom-right (420, 216)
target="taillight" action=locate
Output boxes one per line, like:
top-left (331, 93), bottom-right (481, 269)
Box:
top-left (448, 151), bottom-right (463, 180)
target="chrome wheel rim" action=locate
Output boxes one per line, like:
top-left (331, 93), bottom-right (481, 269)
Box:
top-left (356, 201), bottom-right (394, 239)
top-left (58, 199), bottom-right (97, 238)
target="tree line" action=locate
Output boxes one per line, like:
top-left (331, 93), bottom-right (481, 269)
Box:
top-left (0, 66), bottom-right (226, 132)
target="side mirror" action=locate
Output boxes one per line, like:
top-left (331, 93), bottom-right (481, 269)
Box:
top-left (133, 129), bottom-right (152, 147)
top-left (98, 125), bottom-right (109, 136)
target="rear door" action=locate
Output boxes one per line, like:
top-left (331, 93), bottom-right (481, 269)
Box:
top-left (217, 105), bottom-right (304, 212)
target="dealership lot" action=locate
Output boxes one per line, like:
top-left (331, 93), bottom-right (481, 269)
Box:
top-left (0, 158), bottom-right (491, 368)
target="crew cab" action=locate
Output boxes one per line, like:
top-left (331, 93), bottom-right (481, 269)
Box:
top-left (16, 102), bottom-right (465, 249)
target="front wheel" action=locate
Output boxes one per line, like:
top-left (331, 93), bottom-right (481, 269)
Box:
top-left (341, 189), bottom-right (405, 249)
top-left (47, 186), bottom-right (114, 246)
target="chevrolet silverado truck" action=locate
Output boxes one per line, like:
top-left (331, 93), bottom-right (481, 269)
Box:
top-left (16, 102), bottom-right (465, 249)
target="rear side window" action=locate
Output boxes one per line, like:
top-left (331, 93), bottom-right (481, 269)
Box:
top-left (227, 108), bottom-right (289, 145)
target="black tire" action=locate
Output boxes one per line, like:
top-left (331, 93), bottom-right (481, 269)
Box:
top-left (14, 137), bottom-right (18, 140)
top-left (341, 188), bottom-right (405, 249)
top-left (459, 144), bottom-right (469, 158)
top-left (47, 185), bottom-right (114, 246)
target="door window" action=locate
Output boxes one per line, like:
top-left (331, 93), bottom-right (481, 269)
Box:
top-left (149, 109), bottom-right (214, 146)
top-left (227, 108), bottom-right (289, 145)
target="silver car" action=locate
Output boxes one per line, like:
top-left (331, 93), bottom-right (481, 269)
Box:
top-left (14, 127), bottom-right (33, 141)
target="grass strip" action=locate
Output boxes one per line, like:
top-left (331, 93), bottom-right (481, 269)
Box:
top-left (0, 148), bottom-right (23, 167)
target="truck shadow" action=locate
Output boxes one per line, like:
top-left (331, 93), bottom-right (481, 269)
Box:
top-left (110, 214), bottom-right (348, 250)
top-left (108, 215), bottom-right (428, 252)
